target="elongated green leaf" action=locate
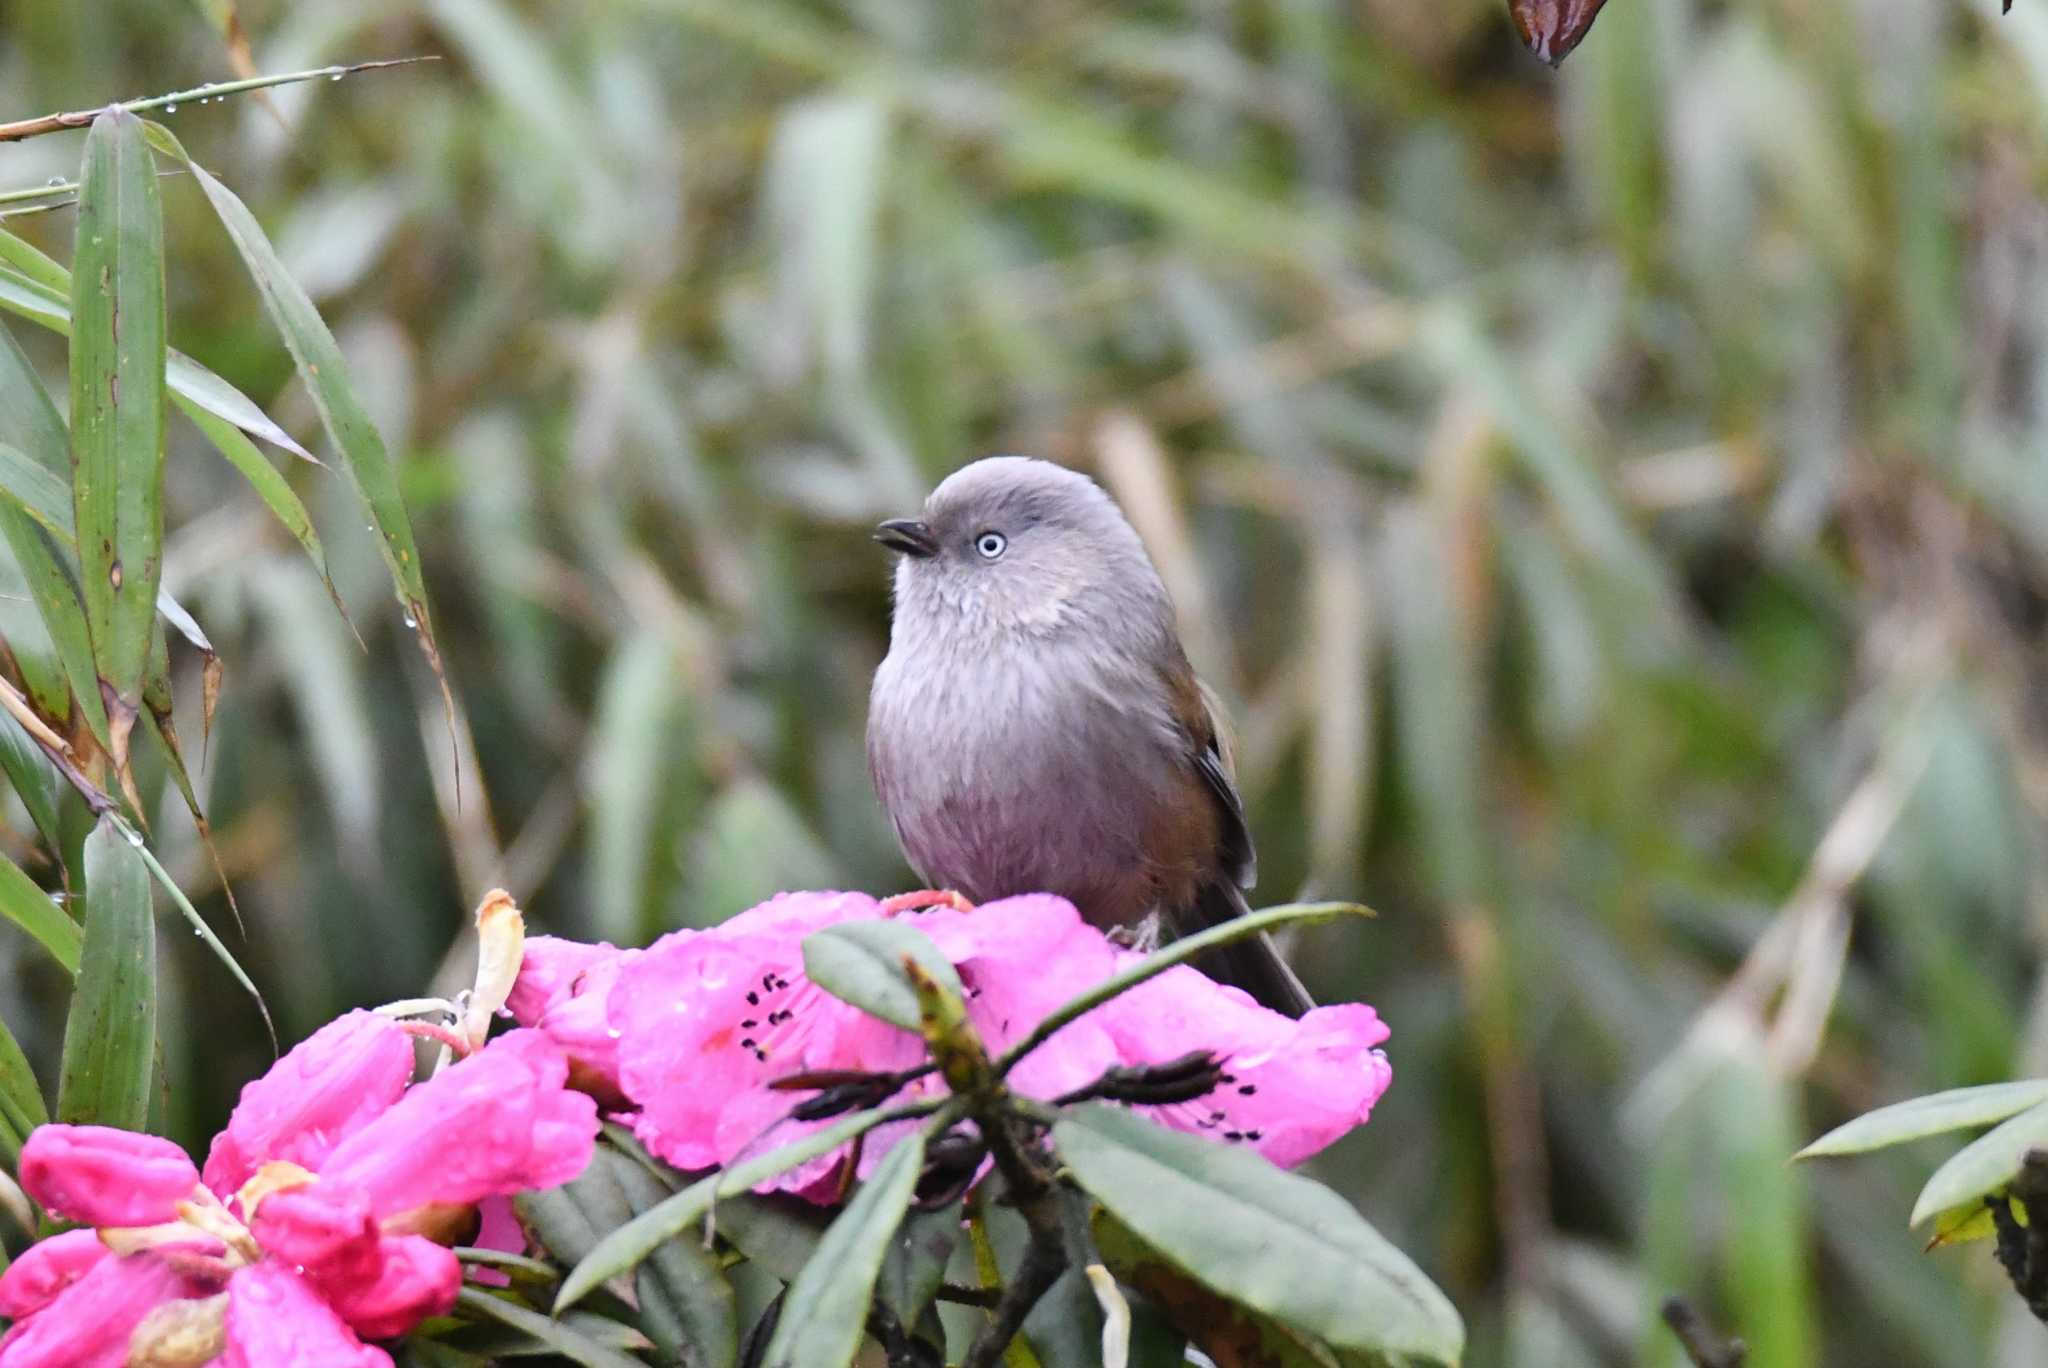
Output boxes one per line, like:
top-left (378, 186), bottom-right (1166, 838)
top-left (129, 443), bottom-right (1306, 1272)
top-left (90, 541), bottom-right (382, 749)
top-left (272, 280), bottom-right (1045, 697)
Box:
top-left (181, 402), bottom-right (344, 611)
top-left (0, 1012), bottom-right (46, 1169)
top-left (1911, 1098), bottom-right (2048, 1227)
top-left (0, 233), bottom-right (315, 465)
top-left (143, 126), bottom-right (447, 694)
top-left (0, 849), bottom-right (78, 973)
top-left (1799, 1082), bottom-right (2048, 1160)
top-left (876, 1197), bottom-right (962, 1333)
top-left (763, 1132), bottom-right (924, 1368)
top-left (715, 1192), bottom-right (829, 1282)
top-left (0, 321), bottom-right (103, 733)
top-left (452, 1289), bottom-right (646, 1368)
top-left (557, 1102), bottom-right (933, 1312)
top-left (69, 106), bottom-right (166, 771)
top-left (611, 1144), bottom-right (740, 1368)
top-left (520, 1144), bottom-right (738, 1368)
top-left (0, 708), bottom-right (61, 851)
top-left (56, 816), bottom-right (154, 1129)
top-left (126, 829), bottom-right (271, 1052)
top-left (1053, 1104), bottom-right (1464, 1365)
top-left (998, 903), bottom-right (1371, 1076)
top-left (803, 920), bottom-right (960, 1030)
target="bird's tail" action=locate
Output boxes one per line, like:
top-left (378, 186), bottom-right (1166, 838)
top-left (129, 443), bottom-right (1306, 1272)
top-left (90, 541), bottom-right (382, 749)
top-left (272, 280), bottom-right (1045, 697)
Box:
top-left (1186, 880), bottom-right (1315, 1017)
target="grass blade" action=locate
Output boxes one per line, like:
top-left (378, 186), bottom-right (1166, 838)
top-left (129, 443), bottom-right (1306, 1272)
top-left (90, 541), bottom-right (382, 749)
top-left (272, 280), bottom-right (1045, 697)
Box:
top-left (56, 815), bottom-right (154, 1128)
top-left (69, 106), bottom-right (166, 775)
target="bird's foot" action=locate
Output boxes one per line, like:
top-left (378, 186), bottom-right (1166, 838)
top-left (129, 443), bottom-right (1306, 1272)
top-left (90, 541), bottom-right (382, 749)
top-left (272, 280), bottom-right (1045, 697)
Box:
top-left (880, 888), bottom-right (977, 915)
top-left (1106, 912), bottom-right (1164, 953)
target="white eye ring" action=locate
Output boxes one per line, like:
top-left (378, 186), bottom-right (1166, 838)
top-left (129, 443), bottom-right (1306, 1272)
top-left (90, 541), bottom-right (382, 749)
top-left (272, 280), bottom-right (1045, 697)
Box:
top-left (974, 531), bottom-right (1007, 559)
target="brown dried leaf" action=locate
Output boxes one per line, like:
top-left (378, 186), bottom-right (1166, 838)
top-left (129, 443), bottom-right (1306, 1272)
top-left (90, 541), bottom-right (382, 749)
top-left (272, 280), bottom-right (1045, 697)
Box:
top-left (1508, 0), bottom-right (1610, 66)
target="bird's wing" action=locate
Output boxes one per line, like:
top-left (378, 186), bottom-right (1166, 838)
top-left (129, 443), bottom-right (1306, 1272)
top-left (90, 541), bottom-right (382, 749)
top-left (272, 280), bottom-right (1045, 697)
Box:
top-left (1166, 664), bottom-right (1256, 889)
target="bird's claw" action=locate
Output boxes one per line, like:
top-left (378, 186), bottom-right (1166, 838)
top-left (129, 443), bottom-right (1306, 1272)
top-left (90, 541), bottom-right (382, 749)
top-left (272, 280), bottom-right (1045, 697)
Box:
top-left (880, 888), bottom-right (977, 915)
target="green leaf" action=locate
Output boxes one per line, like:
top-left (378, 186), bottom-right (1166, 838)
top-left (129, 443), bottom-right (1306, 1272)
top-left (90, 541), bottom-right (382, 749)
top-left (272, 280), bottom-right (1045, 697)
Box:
top-left (715, 1192), bottom-right (829, 1282)
top-left (69, 106), bottom-right (167, 772)
top-left (0, 1011), bottom-right (47, 1169)
top-left (126, 826), bottom-right (272, 1053)
top-left (1798, 1082), bottom-right (2048, 1159)
top-left (762, 1131), bottom-right (925, 1368)
top-left (0, 227), bottom-right (69, 296)
top-left (56, 816), bottom-right (154, 1129)
top-left (611, 1143), bottom-right (740, 1368)
top-left (0, 849), bottom-right (78, 973)
top-left (1053, 1104), bottom-right (1464, 1365)
top-left (803, 919), bottom-right (961, 1030)
top-left (142, 125), bottom-right (449, 703)
top-left (556, 1102), bottom-right (933, 1313)
top-left (1912, 1098), bottom-right (2048, 1227)
top-left (997, 903), bottom-right (1372, 1077)
top-left (180, 402), bottom-right (345, 613)
top-left (0, 708), bottom-right (61, 851)
top-left (876, 1197), bottom-right (962, 1333)
top-left (0, 320), bottom-right (105, 735)
top-left (452, 1288), bottom-right (647, 1368)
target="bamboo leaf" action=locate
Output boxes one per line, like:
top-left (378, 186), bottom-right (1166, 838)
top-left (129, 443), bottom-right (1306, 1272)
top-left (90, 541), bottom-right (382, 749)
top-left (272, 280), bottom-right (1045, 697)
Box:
top-left (0, 848), bottom-right (78, 973)
top-left (143, 125), bottom-right (451, 723)
top-left (56, 816), bottom-right (154, 1129)
top-left (0, 1012), bottom-right (46, 1170)
top-left (0, 709), bottom-right (60, 852)
top-left (181, 402), bottom-right (346, 616)
top-left (762, 1132), bottom-right (925, 1368)
top-left (69, 106), bottom-right (166, 774)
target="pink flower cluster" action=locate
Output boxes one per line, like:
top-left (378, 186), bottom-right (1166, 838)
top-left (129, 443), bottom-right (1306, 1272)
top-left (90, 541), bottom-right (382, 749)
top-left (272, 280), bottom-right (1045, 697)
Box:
top-left (0, 1015), bottom-right (597, 1367)
top-left (511, 891), bottom-right (1393, 1196)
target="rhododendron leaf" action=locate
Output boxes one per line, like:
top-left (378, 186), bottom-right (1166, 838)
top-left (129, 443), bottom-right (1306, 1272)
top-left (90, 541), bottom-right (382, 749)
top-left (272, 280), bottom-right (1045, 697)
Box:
top-left (717, 1192), bottom-right (830, 1282)
top-left (1926, 1199), bottom-right (1999, 1250)
top-left (453, 1287), bottom-right (647, 1368)
top-left (876, 1196), bottom-right (963, 1333)
top-left (0, 1014), bottom-right (44, 1167)
top-left (56, 816), bottom-right (154, 1130)
top-left (762, 1131), bottom-right (925, 1368)
top-left (998, 903), bottom-right (1371, 1076)
top-left (1912, 1099), bottom-right (2048, 1227)
top-left (453, 1246), bottom-right (562, 1286)
top-left (1799, 1082), bottom-right (2048, 1159)
top-left (1094, 1207), bottom-right (1346, 1366)
top-left (557, 1103), bottom-right (930, 1313)
top-left (610, 1144), bottom-right (740, 1368)
top-left (803, 919), bottom-right (962, 1030)
top-left (1054, 1103), bottom-right (1463, 1365)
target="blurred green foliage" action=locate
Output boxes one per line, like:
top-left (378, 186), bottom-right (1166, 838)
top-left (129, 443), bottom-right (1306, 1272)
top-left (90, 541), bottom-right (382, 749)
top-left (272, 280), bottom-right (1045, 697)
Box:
top-left (3, 0), bottom-right (2048, 1361)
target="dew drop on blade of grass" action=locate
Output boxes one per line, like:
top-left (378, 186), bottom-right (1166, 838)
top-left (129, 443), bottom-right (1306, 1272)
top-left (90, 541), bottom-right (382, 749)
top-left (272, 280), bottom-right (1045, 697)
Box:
top-left (165, 103), bottom-right (178, 113)
top-left (45, 176), bottom-right (65, 187)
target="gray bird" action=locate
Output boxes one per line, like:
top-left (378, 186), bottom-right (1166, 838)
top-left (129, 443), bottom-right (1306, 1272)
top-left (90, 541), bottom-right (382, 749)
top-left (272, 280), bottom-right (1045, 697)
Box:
top-left (866, 455), bottom-right (1314, 1016)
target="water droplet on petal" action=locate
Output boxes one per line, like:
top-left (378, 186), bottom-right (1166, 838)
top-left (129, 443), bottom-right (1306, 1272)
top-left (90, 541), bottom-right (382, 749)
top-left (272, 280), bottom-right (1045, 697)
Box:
top-left (606, 1028), bottom-right (622, 1039)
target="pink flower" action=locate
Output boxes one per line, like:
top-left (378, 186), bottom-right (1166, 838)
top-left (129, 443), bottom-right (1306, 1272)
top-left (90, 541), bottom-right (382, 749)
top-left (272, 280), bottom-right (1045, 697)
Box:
top-left (506, 936), bottom-right (639, 1104)
top-left (523, 890), bottom-right (1391, 1197)
top-left (18, 1126), bottom-right (201, 1228)
top-left (606, 892), bottom-right (924, 1193)
top-left (0, 1021), bottom-right (598, 1367)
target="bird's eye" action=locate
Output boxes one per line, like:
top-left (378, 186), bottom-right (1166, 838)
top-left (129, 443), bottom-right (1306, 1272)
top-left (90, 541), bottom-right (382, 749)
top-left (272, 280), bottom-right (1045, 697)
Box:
top-left (973, 530), bottom-right (1008, 560)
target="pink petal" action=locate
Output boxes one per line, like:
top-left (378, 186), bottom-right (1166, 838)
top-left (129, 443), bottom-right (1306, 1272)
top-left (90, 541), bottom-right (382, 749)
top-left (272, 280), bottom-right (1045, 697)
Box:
top-left (466, 1194), bottom-right (524, 1287)
top-left (0, 1253), bottom-right (185, 1368)
top-left (319, 1030), bottom-right (597, 1214)
top-left (222, 1264), bottom-right (391, 1368)
top-left (0, 1230), bottom-right (107, 1320)
top-left (18, 1125), bottom-right (199, 1228)
top-left (204, 1011), bottom-right (415, 1197)
top-left (532, 948), bottom-right (638, 1104)
top-left (1097, 962), bottom-right (1393, 1167)
top-left (248, 1182), bottom-right (381, 1288)
top-left (911, 896), bottom-right (1122, 1098)
top-left (320, 1235), bottom-right (460, 1341)
top-left (505, 935), bottom-right (622, 1024)
top-left (611, 921), bottom-right (919, 1178)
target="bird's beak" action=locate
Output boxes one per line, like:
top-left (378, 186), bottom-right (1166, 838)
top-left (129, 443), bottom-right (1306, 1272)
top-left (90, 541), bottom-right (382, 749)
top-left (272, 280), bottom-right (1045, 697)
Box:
top-left (874, 518), bottom-right (939, 558)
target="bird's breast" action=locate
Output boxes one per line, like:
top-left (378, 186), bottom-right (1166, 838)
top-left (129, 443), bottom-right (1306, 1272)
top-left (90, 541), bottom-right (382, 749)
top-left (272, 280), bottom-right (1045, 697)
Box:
top-left (868, 643), bottom-right (1192, 925)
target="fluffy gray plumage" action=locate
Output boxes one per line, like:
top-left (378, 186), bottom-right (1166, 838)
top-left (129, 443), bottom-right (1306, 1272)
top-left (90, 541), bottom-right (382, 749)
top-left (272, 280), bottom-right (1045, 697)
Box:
top-left (866, 456), bottom-right (1312, 1015)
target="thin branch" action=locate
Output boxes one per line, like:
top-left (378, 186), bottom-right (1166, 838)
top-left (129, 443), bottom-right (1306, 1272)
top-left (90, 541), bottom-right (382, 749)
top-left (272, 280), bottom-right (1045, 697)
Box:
top-left (0, 58), bottom-right (438, 145)
top-left (1660, 1297), bottom-right (1746, 1368)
